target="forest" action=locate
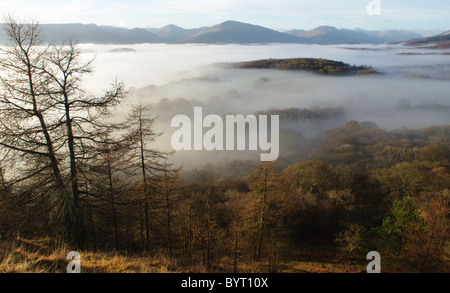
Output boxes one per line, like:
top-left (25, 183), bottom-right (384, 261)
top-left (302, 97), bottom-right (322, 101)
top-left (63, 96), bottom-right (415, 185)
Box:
top-left (237, 58), bottom-right (379, 75)
top-left (0, 19), bottom-right (448, 273)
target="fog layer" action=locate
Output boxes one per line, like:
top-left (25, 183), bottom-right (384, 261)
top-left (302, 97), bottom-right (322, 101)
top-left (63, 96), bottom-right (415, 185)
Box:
top-left (79, 43), bottom-right (450, 168)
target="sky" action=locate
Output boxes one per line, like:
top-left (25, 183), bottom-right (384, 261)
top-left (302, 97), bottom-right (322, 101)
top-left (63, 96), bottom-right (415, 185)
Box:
top-left (0, 0), bottom-right (448, 34)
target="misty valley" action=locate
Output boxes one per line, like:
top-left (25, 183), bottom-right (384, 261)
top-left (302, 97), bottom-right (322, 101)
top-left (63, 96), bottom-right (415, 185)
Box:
top-left (0, 23), bottom-right (449, 274)
top-left (103, 43), bottom-right (450, 168)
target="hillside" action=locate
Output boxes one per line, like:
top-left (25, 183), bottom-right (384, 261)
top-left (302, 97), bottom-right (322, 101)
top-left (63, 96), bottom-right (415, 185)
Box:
top-left (354, 29), bottom-right (423, 43)
top-left (406, 31), bottom-right (450, 49)
top-left (148, 24), bottom-right (207, 43)
top-left (237, 58), bottom-right (379, 75)
top-left (183, 20), bottom-right (304, 44)
top-left (288, 26), bottom-right (384, 44)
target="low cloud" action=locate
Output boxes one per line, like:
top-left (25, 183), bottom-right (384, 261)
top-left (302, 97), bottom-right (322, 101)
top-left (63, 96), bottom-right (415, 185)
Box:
top-left (79, 43), bottom-right (450, 168)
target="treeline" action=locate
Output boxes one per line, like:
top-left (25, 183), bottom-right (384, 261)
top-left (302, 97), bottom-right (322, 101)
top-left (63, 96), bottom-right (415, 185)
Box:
top-left (237, 58), bottom-right (379, 75)
top-left (179, 121), bottom-right (449, 272)
top-left (254, 107), bottom-right (345, 122)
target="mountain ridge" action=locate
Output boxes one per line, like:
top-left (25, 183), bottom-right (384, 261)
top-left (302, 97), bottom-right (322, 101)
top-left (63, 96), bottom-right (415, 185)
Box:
top-left (147, 24), bottom-right (207, 43)
top-left (286, 26), bottom-right (386, 44)
top-left (0, 20), bottom-right (440, 45)
top-left (406, 32), bottom-right (450, 49)
top-left (182, 20), bottom-right (305, 44)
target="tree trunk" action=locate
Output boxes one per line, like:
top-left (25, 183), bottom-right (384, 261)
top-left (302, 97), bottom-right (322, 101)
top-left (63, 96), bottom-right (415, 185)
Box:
top-left (165, 172), bottom-right (173, 256)
top-left (63, 92), bottom-right (84, 245)
top-left (138, 108), bottom-right (150, 251)
top-left (107, 156), bottom-right (119, 250)
top-left (256, 167), bottom-right (268, 261)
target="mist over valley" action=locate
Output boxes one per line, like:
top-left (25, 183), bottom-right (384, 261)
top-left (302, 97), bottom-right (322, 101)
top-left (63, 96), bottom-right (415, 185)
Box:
top-left (76, 43), bottom-right (450, 169)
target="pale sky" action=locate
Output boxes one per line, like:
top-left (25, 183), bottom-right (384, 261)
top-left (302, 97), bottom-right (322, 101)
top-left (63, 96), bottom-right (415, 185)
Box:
top-left (0, 0), bottom-right (448, 33)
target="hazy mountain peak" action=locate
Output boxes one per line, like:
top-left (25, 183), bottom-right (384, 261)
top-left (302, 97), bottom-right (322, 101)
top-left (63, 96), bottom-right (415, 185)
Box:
top-left (184, 20), bottom-right (304, 44)
top-left (219, 20), bottom-right (248, 26)
top-left (315, 26), bottom-right (339, 31)
top-left (208, 20), bottom-right (257, 32)
top-left (285, 29), bottom-right (306, 35)
top-left (164, 24), bottom-right (183, 29)
top-left (298, 26), bottom-right (339, 38)
top-left (151, 24), bottom-right (207, 43)
top-left (155, 24), bottom-right (186, 35)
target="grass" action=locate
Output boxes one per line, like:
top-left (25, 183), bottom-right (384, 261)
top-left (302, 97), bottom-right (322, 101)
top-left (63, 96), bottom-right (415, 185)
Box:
top-left (0, 238), bottom-right (177, 273)
top-left (0, 238), bottom-right (365, 273)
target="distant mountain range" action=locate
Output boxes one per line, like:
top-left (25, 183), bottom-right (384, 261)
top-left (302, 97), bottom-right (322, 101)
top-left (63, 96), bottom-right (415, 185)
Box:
top-left (0, 20), bottom-right (445, 45)
top-left (285, 26), bottom-right (423, 44)
top-left (0, 23), bottom-right (165, 44)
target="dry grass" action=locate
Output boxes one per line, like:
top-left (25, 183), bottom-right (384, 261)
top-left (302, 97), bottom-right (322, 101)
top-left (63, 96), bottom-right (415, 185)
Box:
top-left (280, 251), bottom-right (366, 273)
top-left (0, 238), bottom-right (178, 273)
top-left (0, 238), bottom-right (365, 273)
top-left (281, 260), bottom-right (364, 273)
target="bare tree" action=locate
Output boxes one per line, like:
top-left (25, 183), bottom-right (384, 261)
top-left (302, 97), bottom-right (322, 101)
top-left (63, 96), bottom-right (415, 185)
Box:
top-left (84, 128), bottom-right (137, 250)
top-left (42, 40), bottom-right (125, 244)
top-left (0, 16), bottom-right (126, 245)
top-left (0, 17), bottom-right (72, 235)
top-left (159, 164), bottom-right (182, 256)
top-left (125, 104), bottom-right (172, 250)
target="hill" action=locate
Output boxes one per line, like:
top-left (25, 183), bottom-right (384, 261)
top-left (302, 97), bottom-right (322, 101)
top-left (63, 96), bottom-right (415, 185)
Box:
top-left (405, 31), bottom-right (450, 49)
top-left (237, 58), bottom-right (380, 75)
top-left (354, 29), bottom-right (423, 43)
top-left (182, 20), bottom-right (305, 44)
top-left (148, 24), bottom-right (207, 43)
top-left (288, 26), bottom-right (384, 44)
top-left (286, 27), bottom-right (422, 44)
